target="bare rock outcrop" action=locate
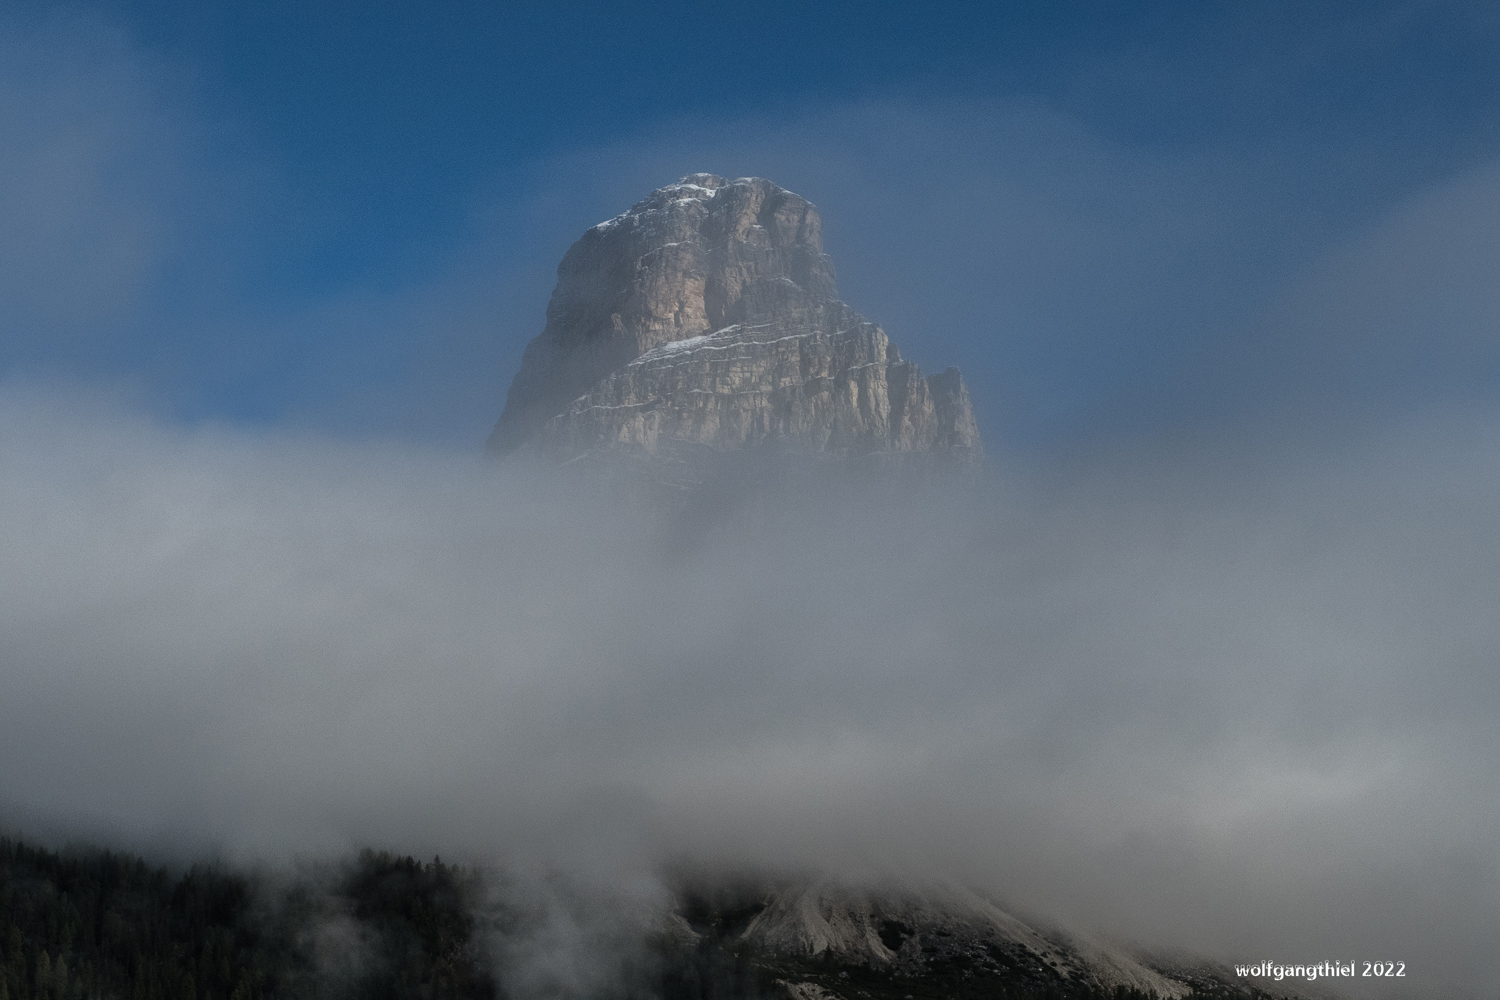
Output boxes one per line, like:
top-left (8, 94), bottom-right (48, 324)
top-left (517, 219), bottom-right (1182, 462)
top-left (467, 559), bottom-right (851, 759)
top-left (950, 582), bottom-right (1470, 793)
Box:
top-left (736, 880), bottom-right (1192, 999)
top-left (488, 175), bottom-right (981, 471)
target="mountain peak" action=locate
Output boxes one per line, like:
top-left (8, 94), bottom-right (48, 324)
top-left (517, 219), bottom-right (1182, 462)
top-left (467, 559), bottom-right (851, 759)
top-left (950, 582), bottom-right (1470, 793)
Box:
top-left (488, 176), bottom-right (981, 471)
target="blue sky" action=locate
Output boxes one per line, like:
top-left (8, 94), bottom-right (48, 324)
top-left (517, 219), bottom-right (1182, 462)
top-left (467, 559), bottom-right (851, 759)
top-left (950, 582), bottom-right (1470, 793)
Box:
top-left (3, 0), bottom-right (1500, 449)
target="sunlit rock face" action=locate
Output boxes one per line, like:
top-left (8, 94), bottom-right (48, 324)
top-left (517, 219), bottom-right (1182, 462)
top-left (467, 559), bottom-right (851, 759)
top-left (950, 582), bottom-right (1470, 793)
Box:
top-left (488, 174), bottom-right (982, 471)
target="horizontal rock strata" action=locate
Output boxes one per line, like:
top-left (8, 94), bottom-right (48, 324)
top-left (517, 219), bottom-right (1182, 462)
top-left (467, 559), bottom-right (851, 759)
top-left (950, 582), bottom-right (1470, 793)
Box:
top-left (489, 174), bottom-right (981, 470)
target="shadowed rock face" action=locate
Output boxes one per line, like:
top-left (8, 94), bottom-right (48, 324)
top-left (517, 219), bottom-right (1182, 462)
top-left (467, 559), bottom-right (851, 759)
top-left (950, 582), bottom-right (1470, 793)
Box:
top-left (488, 174), bottom-right (981, 469)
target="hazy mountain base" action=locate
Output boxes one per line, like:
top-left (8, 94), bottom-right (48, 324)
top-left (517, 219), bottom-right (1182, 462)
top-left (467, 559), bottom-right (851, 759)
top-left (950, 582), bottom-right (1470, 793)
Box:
top-left (496, 442), bottom-right (985, 521)
top-left (0, 839), bottom-right (1329, 1000)
top-left (665, 881), bottom-right (1327, 1000)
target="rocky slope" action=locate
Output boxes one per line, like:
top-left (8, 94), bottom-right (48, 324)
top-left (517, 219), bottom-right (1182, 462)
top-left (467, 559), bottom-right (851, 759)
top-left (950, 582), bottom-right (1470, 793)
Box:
top-left (488, 174), bottom-right (981, 471)
top-left (669, 877), bottom-right (1335, 1000)
top-left (719, 880), bottom-right (1193, 999)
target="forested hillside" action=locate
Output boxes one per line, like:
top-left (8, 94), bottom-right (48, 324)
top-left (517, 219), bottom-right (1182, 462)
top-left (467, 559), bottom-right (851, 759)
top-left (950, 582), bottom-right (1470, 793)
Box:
top-left (0, 838), bottom-right (1280, 1000)
top-left (0, 838), bottom-right (491, 1000)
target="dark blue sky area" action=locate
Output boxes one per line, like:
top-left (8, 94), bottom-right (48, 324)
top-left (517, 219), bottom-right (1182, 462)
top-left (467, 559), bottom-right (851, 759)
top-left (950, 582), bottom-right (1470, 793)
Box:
top-left (62, 1), bottom-right (1500, 277)
top-left (3, 1), bottom-right (1500, 448)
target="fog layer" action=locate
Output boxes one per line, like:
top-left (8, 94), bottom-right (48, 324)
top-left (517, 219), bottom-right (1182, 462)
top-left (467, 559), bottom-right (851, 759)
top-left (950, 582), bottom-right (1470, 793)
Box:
top-left (1, 387), bottom-right (1496, 996)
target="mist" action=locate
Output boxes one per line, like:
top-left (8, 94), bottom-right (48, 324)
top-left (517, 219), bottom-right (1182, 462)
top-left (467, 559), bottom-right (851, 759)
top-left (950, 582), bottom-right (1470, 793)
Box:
top-left (1, 381), bottom-right (1496, 996)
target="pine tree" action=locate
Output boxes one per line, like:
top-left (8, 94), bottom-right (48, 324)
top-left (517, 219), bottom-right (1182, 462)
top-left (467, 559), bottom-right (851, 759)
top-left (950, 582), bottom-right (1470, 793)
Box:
top-left (34, 953), bottom-right (50, 1000)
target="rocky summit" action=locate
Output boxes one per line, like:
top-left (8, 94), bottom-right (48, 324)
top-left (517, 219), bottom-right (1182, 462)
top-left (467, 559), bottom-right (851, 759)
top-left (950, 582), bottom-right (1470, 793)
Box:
top-left (487, 174), bottom-right (982, 473)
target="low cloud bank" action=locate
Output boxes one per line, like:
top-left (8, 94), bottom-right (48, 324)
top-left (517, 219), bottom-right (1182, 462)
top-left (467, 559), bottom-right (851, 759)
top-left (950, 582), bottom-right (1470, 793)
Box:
top-left (1, 387), bottom-right (1496, 996)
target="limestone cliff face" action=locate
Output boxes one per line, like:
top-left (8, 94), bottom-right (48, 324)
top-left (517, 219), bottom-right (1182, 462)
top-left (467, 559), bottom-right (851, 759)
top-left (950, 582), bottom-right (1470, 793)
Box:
top-left (488, 174), bottom-right (981, 467)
